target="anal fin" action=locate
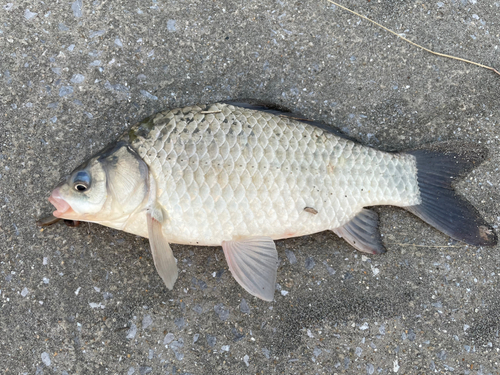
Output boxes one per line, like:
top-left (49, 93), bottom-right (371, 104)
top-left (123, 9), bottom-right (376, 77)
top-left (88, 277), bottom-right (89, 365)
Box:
top-left (222, 237), bottom-right (278, 301)
top-left (333, 209), bottom-right (386, 255)
top-left (147, 211), bottom-right (178, 290)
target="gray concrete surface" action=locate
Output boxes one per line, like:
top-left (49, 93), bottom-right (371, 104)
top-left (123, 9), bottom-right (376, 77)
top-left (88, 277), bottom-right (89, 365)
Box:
top-left (1, 0), bottom-right (500, 373)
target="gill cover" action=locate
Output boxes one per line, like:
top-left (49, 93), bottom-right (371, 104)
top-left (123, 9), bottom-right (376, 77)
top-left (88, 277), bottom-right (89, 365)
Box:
top-left (97, 142), bottom-right (149, 219)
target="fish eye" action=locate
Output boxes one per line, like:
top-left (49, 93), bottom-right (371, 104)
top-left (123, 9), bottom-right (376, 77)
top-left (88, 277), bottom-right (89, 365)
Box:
top-left (73, 171), bottom-right (91, 192)
top-left (74, 183), bottom-right (88, 191)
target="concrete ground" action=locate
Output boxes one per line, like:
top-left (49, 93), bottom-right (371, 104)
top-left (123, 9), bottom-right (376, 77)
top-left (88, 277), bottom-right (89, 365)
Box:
top-left (1, 0), bottom-right (500, 373)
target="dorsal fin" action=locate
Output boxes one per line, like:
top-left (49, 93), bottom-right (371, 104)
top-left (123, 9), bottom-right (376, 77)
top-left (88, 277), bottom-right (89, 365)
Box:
top-left (223, 100), bottom-right (358, 142)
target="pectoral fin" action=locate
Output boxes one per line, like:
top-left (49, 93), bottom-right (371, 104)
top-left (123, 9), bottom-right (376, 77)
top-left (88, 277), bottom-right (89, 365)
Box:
top-left (147, 211), bottom-right (178, 290)
top-left (333, 208), bottom-right (386, 255)
top-left (222, 237), bottom-right (278, 301)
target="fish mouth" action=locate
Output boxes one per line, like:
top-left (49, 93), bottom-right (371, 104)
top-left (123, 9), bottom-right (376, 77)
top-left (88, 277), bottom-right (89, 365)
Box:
top-left (49, 188), bottom-right (74, 218)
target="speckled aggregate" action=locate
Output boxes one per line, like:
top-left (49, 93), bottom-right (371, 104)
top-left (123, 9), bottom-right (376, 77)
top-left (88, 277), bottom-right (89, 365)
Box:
top-left (2, 0), bottom-right (500, 373)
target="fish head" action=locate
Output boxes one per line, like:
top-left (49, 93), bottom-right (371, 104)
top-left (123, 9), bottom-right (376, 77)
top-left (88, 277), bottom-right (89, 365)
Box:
top-left (49, 158), bottom-right (107, 221)
top-left (49, 142), bottom-right (149, 224)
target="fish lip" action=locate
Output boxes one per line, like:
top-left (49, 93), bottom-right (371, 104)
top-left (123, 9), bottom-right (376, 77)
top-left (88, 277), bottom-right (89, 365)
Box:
top-left (48, 188), bottom-right (74, 218)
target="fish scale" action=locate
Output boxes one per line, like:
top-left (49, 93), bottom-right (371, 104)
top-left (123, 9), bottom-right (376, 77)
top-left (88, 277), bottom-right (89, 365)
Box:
top-left (122, 103), bottom-right (420, 246)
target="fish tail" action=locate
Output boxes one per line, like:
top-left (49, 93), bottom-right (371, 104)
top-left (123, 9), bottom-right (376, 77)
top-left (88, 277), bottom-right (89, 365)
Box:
top-left (404, 142), bottom-right (497, 246)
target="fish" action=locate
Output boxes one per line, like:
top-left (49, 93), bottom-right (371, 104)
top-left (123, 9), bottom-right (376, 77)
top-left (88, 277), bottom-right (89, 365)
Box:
top-left (46, 101), bottom-right (498, 301)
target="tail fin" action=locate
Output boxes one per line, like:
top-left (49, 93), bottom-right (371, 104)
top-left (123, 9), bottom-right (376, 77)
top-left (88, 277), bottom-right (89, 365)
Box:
top-left (405, 142), bottom-right (497, 246)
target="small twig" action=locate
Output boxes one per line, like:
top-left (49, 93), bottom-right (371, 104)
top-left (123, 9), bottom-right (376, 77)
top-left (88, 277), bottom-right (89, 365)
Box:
top-left (36, 215), bottom-right (61, 227)
top-left (326, 0), bottom-right (500, 77)
top-left (200, 110), bottom-right (222, 114)
top-left (387, 242), bottom-right (462, 248)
